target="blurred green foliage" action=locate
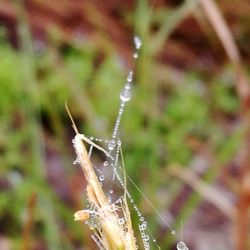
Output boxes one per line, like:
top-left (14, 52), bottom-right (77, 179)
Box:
top-left (0, 0), bottom-right (245, 249)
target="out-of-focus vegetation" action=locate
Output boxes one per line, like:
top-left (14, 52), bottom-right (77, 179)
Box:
top-left (0, 0), bottom-right (249, 249)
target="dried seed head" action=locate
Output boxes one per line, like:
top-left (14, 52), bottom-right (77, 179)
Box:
top-left (74, 210), bottom-right (90, 221)
top-left (86, 185), bottom-right (99, 207)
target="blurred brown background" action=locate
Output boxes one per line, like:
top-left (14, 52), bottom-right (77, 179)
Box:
top-left (0, 0), bottom-right (250, 249)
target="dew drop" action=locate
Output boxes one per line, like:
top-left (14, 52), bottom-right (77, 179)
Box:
top-left (171, 230), bottom-right (176, 235)
top-left (133, 205), bottom-right (138, 211)
top-left (134, 36), bottom-right (142, 50)
top-left (108, 140), bottom-right (116, 150)
top-left (118, 218), bottom-right (125, 225)
top-left (133, 52), bottom-right (138, 58)
top-left (103, 161), bottom-right (108, 166)
top-left (125, 83), bottom-right (131, 90)
top-left (73, 159), bottom-right (79, 165)
top-left (117, 140), bottom-right (122, 146)
top-left (99, 175), bottom-right (105, 181)
top-left (139, 221), bottom-right (147, 231)
top-left (140, 216), bottom-right (144, 221)
top-left (176, 241), bottom-right (186, 250)
top-left (109, 190), bottom-right (114, 194)
top-left (90, 136), bottom-right (94, 140)
top-left (127, 71), bottom-right (133, 82)
top-left (120, 88), bottom-right (131, 102)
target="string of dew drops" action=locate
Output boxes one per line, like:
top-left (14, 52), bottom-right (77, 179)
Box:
top-left (71, 35), bottom-right (189, 249)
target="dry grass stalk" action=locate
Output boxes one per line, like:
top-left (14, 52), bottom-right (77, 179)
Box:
top-left (198, 2), bottom-right (250, 249)
top-left (169, 165), bottom-right (236, 218)
top-left (66, 104), bottom-right (137, 250)
top-left (198, 0), bottom-right (250, 107)
top-left (21, 192), bottom-right (37, 250)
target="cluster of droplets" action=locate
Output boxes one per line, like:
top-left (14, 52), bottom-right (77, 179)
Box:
top-left (91, 234), bottom-right (104, 249)
top-left (117, 36), bottom-right (142, 137)
top-left (120, 69), bottom-right (133, 100)
top-left (72, 35), bottom-right (179, 249)
top-left (113, 80), bottom-right (131, 140)
top-left (176, 241), bottom-right (189, 250)
top-left (111, 139), bottom-right (121, 180)
top-left (100, 36), bottom-right (142, 195)
top-left (139, 221), bottom-right (150, 249)
top-left (113, 168), bottom-right (161, 249)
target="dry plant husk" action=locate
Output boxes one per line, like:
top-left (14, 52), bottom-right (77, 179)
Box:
top-left (66, 105), bottom-right (137, 250)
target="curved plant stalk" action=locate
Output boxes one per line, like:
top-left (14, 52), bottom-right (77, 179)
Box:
top-left (66, 104), bottom-right (137, 250)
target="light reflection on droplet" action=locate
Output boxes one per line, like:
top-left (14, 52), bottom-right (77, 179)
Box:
top-left (134, 36), bottom-right (142, 50)
top-left (99, 175), bottom-right (105, 181)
